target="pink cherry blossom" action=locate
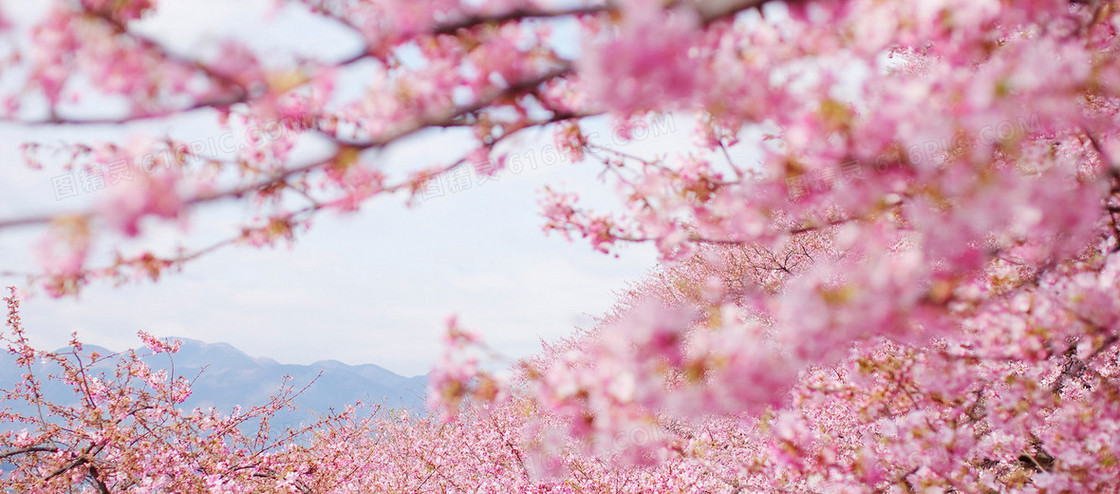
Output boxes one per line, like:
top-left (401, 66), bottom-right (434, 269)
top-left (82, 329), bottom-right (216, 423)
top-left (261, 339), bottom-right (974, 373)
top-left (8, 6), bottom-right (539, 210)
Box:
top-left (2, 0), bottom-right (1120, 491)
top-left (96, 169), bottom-right (183, 237)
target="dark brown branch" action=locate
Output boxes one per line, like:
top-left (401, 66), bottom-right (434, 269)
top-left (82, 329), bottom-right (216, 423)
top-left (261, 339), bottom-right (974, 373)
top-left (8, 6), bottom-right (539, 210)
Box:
top-left (188, 63), bottom-right (576, 206)
top-left (431, 5), bottom-right (612, 35)
top-left (0, 445), bottom-right (59, 460)
top-left (86, 463), bottom-right (111, 494)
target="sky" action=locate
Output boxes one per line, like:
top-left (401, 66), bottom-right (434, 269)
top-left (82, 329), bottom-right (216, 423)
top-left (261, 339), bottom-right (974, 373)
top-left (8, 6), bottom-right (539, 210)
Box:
top-left (0, 0), bottom-right (723, 376)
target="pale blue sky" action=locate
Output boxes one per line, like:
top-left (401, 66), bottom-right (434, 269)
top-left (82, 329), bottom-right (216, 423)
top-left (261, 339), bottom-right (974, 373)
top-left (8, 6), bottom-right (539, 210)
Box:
top-left (0, 0), bottom-right (723, 376)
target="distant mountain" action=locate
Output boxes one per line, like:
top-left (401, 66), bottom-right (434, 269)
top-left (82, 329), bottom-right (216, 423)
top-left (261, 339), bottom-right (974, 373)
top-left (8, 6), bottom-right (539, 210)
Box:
top-left (0, 338), bottom-right (428, 431)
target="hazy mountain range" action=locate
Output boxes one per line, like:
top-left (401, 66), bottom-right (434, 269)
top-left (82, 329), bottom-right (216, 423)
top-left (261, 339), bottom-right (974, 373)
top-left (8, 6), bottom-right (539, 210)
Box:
top-left (0, 338), bottom-right (428, 430)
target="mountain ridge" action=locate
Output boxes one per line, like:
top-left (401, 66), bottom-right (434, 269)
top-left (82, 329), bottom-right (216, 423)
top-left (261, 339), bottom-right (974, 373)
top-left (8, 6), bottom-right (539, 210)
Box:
top-left (1, 337), bottom-right (429, 430)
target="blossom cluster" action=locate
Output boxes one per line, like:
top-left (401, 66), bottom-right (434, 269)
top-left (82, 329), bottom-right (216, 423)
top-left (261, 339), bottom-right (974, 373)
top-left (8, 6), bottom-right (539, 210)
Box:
top-left (1, 0), bottom-right (1120, 491)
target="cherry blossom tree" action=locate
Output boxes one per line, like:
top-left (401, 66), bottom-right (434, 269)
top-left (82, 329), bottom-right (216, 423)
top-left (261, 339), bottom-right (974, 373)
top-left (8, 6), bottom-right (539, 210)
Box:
top-left (0, 288), bottom-right (349, 493)
top-left (1, 0), bottom-right (1120, 492)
